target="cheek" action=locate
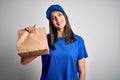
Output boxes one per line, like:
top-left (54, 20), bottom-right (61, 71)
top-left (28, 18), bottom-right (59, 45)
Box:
top-left (64, 20), bottom-right (66, 25)
top-left (63, 17), bottom-right (66, 24)
top-left (63, 20), bottom-right (66, 26)
top-left (51, 21), bottom-right (57, 28)
top-left (52, 21), bottom-right (56, 26)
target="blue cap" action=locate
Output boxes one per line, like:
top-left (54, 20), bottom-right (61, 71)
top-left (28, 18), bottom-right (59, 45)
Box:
top-left (46, 4), bottom-right (65, 19)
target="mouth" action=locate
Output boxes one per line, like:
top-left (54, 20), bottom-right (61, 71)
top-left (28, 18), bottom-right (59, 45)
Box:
top-left (57, 21), bottom-right (63, 26)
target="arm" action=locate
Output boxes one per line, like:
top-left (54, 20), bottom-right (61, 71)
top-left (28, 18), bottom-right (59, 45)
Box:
top-left (21, 24), bottom-right (37, 65)
top-left (78, 58), bottom-right (86, 80)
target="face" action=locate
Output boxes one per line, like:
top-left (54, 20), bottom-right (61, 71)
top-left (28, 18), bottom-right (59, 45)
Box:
top-left (50, 11), bottom-right (66, 30)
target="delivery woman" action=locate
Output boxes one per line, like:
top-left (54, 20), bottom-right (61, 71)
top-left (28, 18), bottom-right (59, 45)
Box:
top-left (24, 4), bottom-right (88, 80)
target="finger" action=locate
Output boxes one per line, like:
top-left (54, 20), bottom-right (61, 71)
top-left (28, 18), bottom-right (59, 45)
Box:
top-left (25, 25), bottom-right (35, 33)
top-left (33, 24), bottom-right (36, 32)
top-left (25, 27), bottom-right (29, 31)
top-left (33, 24), bottom-right (36, 27)
top-left (29, 25), bottom-right (35, 32)
top-left (25, 27), bottom-right (31, 33)
top-left (29, 27), bottom-right (33, 33)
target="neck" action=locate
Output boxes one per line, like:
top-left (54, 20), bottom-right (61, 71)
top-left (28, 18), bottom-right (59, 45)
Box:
top-left (57, 28), bottom-right (64, 37)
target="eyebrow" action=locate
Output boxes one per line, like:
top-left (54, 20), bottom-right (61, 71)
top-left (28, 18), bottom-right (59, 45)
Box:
top-left (51, 12), bottom-right (62, 16)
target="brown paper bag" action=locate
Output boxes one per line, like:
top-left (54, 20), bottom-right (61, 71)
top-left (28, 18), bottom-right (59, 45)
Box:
top-left (17, 27), bottom-right (49, 58)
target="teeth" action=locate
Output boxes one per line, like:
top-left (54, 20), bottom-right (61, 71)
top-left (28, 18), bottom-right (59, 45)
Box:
top-left (57, 22), bottom-right (62, 25)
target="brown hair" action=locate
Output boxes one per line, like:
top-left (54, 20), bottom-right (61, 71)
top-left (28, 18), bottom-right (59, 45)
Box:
top-left (47, 12), bottom-right (75, 50)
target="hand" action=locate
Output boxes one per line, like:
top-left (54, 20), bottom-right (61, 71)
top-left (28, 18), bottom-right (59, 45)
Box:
top-left (25, 24), bottom-right (36, 33)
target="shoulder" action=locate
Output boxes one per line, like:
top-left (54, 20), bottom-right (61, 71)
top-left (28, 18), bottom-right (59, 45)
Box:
top-left (74, 34), bottom-right (84, 43)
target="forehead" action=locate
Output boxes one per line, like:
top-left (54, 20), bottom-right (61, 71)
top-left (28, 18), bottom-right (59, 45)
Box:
top-left (51, 10), bottom-right (62, 16)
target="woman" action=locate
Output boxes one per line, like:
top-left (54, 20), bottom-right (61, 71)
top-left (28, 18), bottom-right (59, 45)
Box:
top-left (24, 4), bottom-right (88, 80)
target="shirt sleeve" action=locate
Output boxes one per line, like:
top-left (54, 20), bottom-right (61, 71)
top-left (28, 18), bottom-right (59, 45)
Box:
top-left (77, 37), bottom-right (88, 60)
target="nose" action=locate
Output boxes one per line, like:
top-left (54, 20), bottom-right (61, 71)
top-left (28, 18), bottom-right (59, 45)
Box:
top-left (55, 16), bottom-right (59, 21)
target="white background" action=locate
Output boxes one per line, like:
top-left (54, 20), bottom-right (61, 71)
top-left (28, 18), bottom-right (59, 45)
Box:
top-left (0, 0), bottom-right (120, 80)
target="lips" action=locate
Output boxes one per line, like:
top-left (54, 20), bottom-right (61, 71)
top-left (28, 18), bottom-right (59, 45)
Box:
top-left (57, 21), bottom-right (63, 26)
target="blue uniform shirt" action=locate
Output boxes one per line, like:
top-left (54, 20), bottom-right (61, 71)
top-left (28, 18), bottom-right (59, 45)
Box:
top-left (40, 34), bottom-right (88, 80)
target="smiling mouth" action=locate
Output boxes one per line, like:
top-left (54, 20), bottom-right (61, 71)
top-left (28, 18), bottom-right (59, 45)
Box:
top-left (57, 21), bottom-right (63, 26)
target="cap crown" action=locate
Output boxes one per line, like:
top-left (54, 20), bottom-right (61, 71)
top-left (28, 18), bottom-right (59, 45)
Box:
top-left (46, 4), bottom-right (65, 19)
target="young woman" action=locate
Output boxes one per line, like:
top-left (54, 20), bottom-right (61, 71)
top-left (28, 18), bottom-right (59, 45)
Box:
top-left (24, 4), bottom-right (88, 80)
